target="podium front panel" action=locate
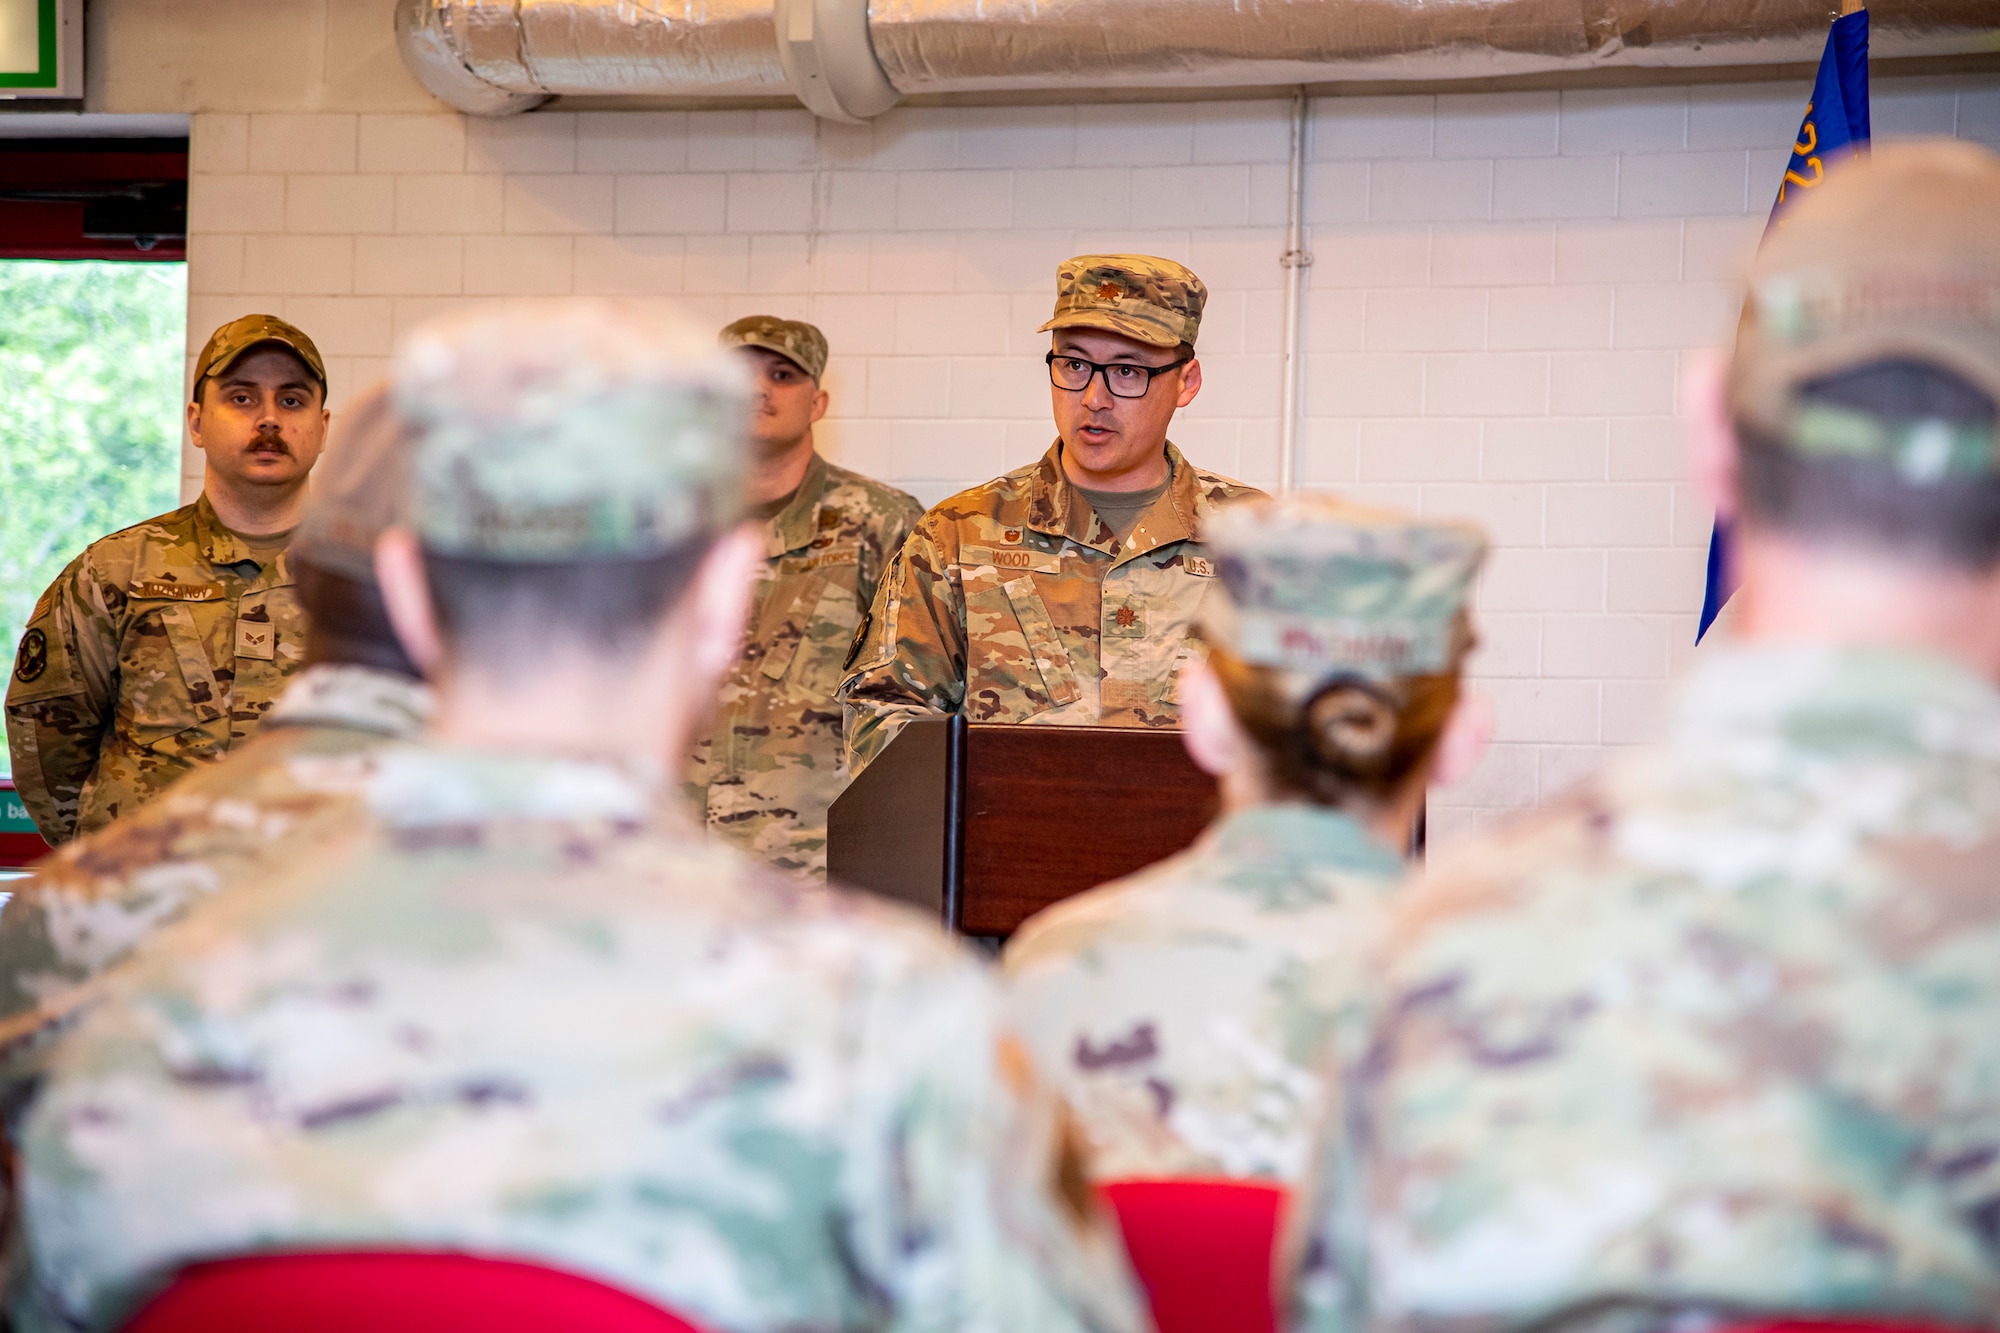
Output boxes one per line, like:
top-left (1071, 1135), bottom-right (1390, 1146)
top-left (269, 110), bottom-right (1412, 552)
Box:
top-left (958, 724), bottom-right (1215, 936)
top-left (827, 715), bottom-right (961, 917)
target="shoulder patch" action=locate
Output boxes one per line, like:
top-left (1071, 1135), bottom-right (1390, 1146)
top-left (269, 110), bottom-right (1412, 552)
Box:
top-left (14, 628), bottom-right (48, 683)
top-left (960, 544), bottom-right (1062, 575)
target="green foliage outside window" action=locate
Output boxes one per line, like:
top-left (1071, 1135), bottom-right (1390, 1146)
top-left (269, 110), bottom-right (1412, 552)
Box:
top-left (0, 261), bottom-right (188, 775)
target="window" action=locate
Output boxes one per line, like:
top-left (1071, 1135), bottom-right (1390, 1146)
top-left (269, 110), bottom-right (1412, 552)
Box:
top-left (1, 136), bottom-right (188, 786)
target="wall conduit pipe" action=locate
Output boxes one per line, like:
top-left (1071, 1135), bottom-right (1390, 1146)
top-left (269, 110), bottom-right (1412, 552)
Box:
top-left (395, 0), bottom-right (1998, 120)
top-left (1277, 87), bottom-right (1312, 497)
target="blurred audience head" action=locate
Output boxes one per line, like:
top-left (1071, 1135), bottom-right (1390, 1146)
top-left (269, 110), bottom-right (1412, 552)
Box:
top-left (291, 382), bottom-right (422, 680)
top-left (1725, 139), bottom-right (2000, 571)
top-left (1186, 495), bottom-right (1489, 824)
top-left (372, 300), bottom-right (757, 736)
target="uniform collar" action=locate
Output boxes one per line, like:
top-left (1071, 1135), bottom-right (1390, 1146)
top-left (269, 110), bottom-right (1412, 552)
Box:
top-left (766, 451), bottom-right (833, 558)
top-left (193, 493), bottom-right (293, 581)
top-left (266, 663), bottom-right (435, 739)
top-left (366, 744), bottom-right (670, 830)
top-left (1027, 440), bottom-right (1200, 559)
top-left (1203, 802), bottom-right (1406, 882)
top-left (1669, 642), bottom-right (2000, 764)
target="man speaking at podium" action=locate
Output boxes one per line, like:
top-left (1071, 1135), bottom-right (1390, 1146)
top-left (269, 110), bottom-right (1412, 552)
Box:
top-left (837, 255), bottom-right (1262, 771)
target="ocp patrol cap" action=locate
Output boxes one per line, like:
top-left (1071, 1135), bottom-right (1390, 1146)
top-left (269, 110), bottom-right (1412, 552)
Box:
top-left (1199, 495), bottom-right (1486, 687)
top-left (192, 313), bottom-right (327, 396)
top-left (1734, 139), bottom-right (2000, 480)
top-left (393, 300), bottom-right (752, 562)
top-left (719, 314), bottom-right (829, 381)
top-left (292, 382), bottom-right (408, 584)
top-left (1039, 254), bottom-right (1206, 349)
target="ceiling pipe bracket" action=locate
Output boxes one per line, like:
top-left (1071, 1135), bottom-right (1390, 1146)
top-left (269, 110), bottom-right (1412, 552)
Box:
top-left (774, 0), bottom-right (901, 123)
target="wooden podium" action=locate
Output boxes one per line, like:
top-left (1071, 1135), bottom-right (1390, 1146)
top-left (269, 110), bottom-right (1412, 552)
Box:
top-left (828, 716), bottom-right (1218, 937)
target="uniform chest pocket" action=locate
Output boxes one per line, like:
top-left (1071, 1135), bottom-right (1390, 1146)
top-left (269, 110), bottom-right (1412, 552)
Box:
top-left (961, 569), bottom-right (1082, 720)
top-left (758, 557), bottom-right (863, 698)
top-left (123, 598), bottom-right (229, 750)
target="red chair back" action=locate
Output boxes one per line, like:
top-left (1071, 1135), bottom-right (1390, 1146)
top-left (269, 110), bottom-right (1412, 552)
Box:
top-left (120, 1251), bottom-right (713, 1333)
top-left (1097, 1178), bottom-right (1287, 1333)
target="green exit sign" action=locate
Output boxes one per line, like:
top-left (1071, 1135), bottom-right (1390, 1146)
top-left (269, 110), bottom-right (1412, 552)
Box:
top-left (0, 0), bottom-right (80, 96)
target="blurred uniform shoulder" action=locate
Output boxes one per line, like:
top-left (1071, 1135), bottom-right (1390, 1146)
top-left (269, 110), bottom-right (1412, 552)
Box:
top-left (0, 717), bottom-right (399, 1045)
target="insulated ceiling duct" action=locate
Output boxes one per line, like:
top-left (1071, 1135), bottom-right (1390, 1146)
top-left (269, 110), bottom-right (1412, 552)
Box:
top-left (397, 0), bottom-right (2000, 121)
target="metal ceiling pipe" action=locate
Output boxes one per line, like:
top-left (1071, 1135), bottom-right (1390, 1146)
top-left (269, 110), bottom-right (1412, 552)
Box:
top-left (396, 0), bottom-right (1999, 119)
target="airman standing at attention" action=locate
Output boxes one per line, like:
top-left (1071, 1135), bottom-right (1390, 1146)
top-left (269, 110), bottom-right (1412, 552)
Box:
top-left (5, 315), bottom-right (329, 844)
top-left (837, 255), bottom-right (1264, 771)
top-left (0, 384), bottom-right (429, 1056)
top-left (1291, 141), bottom-right (2000, 1333)
top-left (10, 301), bottom-right (1146, 1333)
top-left (687, 315), bottom-right (922, 878)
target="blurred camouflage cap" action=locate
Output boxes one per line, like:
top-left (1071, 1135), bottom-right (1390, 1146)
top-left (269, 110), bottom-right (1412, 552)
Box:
top-left (1039, 254), bottom-right (1206, 349)
top-left (1199, 495), bottom-right (1486, 685)
top-left (719, 314), bottom-right (829, 381)
top-left (1734, 139), bottom-right (2000, 480)
top-left (393, 301), bottom-right (751, 562)
top-left (192, 313), bottom-right (327, 397)
top-left (293, 382), bottom-right (407, 584)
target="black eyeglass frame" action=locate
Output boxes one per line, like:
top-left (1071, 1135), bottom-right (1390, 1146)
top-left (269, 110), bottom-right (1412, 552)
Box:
top-left (1044, 350), bottom-right (1195, 399)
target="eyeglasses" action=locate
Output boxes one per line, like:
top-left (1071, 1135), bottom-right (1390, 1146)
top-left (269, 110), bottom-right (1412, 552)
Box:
top-left (1045, 351), bottom-right (1193, 399)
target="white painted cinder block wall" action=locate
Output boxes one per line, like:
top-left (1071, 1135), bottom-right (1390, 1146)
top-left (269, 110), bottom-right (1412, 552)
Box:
top-left (177, 78), bottom-right (2000, 846)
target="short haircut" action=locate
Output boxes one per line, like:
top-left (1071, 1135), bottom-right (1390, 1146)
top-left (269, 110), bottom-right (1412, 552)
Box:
top-left (1736, 359), bottom-right (2000, 571)
top-left (420, 535), bottom-right (715, 673)
top-left (297, 562), bottom-right (422, 681)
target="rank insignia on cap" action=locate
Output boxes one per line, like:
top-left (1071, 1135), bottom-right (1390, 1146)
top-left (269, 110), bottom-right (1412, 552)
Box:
top-left (14, 628), bottom-right (47, 683)
top-left (1095, 281), bottom-right (1121, 302)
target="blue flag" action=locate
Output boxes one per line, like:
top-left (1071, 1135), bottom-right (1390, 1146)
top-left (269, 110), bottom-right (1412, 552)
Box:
top-left (1697, 8), bottom-right (1870, 641)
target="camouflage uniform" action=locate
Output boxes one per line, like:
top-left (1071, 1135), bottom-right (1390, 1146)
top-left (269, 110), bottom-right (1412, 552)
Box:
top-left (839, 448), bottom-right (1260, 769)
top-left (4, 315), bottom-right (328, 847)
top-left (1003, 498), bottom-right (1485, 1189)
top-left (0, 662), bottom-right (430, 1054)
top-left (1294, 645), bottom-right (2000, 1332)
top-left (837, 254), bottom-right (1263, 771)
top-left (687, 318), bottom-right (923, 877)
top-left (6, 498), bottom-right (309, 845)
top-left (13, 747), bottom-right (1146, 1333)
top-left (1293, 144), bottom-right (2000, 1333)
top-left (10, 302), bottom-right (1146, 1333)
top-left (1005, 805), bottom-right (1403, 1185)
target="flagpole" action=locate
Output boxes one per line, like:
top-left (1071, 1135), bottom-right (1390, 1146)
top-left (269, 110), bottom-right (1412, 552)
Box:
top-left (1697, 0), bottom-right (1869, 642)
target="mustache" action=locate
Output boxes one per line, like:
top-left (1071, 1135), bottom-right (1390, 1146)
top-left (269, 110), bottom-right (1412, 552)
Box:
top-left (246, 433), bottom-right (290, 454)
